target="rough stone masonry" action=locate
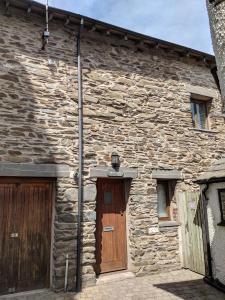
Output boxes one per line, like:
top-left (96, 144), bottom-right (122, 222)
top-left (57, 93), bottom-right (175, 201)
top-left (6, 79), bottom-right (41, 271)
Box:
top-left (0, 1), bottom-right (225, 292)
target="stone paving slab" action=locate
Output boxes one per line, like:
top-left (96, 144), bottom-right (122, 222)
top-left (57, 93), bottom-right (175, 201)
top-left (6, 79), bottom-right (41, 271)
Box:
top-left (0, 270), bottom-right (225, 300)
top-left (74, 270), bottom-right (225, 300)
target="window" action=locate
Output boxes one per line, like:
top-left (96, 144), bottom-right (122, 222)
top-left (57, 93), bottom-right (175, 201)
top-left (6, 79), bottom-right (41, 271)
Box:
top-left (104, 191), bottom-right (112, 205)
top-left (157, 181), bottom-right (173, 221)
top-left (218, 189), bottom-right (225, 224)
top-left (191, 99), bottom-right (209, 130)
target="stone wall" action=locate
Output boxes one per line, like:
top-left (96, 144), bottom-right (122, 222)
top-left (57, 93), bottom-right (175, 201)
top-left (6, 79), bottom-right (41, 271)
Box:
top-left (80, 28), bottom-right (225, 283)
top-left (1, 2), bottom-right (225, 291)
top-left (0, 4), bottom-right (78, 291)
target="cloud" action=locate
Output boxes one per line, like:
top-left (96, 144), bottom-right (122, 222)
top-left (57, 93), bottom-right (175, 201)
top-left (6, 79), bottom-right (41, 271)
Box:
top-left (36, 0), bottom-right (213, 54)
top-left (37, 0), bottom-right (96, 12)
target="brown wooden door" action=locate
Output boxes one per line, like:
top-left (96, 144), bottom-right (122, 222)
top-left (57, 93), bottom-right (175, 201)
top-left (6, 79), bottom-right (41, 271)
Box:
top-left (0, 178), bottom-right (53, 295)
top-left (96, 179), bottom-right (127, 274)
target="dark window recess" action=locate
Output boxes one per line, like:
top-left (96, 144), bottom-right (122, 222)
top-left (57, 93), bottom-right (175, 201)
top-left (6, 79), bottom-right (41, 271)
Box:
top-left (211, 66), bottom-right (221, 92)
top-left (104, 191), bottom-right (112, 205)
top-left (218, 189), bottom-right (225, 225)
top-left (191, 99), bottom-right (210, 130)
top-left (157, 181), bottom-right (175, 221)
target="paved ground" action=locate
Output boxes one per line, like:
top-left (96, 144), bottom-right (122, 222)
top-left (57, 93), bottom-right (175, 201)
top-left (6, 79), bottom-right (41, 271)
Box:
top-left (74, 270), bottom-right (225, 300)
top-left (1, 270), bottom-right (225, 300)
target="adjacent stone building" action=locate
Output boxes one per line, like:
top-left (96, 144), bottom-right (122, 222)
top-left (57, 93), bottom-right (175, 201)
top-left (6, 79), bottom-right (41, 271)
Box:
top-left (197, 157), bottom-right (225, 290)
top-left (0, 0), bottom-right (224, 296)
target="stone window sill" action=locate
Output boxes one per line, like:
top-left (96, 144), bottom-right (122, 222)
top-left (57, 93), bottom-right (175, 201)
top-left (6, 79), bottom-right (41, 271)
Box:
top-left (188, 127), bottom-right (219, 134)
top-left (159, 221), bottom-right (180, 231)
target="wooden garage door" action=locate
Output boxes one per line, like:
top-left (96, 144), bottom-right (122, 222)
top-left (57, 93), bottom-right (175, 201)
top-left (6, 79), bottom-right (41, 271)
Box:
top-left (0, 178), bottom-right (54, 295)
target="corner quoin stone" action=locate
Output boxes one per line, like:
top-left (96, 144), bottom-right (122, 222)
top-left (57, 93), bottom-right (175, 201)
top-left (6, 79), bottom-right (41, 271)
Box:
top-left (84, 184), bottom-right (97, 202)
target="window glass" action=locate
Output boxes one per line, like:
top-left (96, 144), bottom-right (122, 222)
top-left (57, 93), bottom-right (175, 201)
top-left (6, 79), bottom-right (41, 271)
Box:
top-left (104, 191), bottom-right (112, 205)
top-left (191, 99), bottom-right (209, 130)
top-left (157, 182), bottom-right (169, 219)
top-left (198, 102), bottom-right (207, 129)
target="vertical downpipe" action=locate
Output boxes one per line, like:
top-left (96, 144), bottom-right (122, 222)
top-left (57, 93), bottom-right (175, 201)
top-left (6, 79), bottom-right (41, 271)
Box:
top-left (76, 18), bottom-right (84, 293)
top-left (64, 254), bottom-right (69, 292)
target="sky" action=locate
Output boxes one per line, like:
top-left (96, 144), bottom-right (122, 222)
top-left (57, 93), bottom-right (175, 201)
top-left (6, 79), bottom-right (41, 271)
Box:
top-left (37, 0), bottom-right (213, 54)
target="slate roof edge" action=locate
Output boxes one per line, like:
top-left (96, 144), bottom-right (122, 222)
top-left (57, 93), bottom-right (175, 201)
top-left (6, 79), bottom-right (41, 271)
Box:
top-left (195, 177), bottom-right (225, 184)
top-left (4, 0), bottom-right (215, 63)
top-left (195, 171), bottom-right (225, 184)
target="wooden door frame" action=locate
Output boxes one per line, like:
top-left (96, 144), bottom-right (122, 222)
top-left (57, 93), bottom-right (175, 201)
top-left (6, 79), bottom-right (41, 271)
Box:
top-left (0, 177), bottom-right (56, 292)
top-left (49, 179), bottom-right (56, 289)
top-left (95, 178), bottom-right (128, 275)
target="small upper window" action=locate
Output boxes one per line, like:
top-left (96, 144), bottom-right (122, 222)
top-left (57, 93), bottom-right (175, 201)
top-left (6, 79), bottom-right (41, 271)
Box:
top-left (191, 99), bottom-right (209, 130)
top-left (157, 181), bottom-right (174, 221)
top-left (218, 189), bottom-right (225, 224)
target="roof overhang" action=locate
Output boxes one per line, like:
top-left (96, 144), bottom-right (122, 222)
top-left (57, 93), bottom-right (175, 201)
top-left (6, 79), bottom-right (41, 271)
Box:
top-left (195, 177), bottom-right (225, 185)
top-left (1, 0), bottom-right (215, 65)
top-left (196, 158), bottom-right (225, 184)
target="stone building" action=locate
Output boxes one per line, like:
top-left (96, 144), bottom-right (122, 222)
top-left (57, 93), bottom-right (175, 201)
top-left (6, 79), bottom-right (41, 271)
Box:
top-left (0, 0), bottom-right (224, 296)
top-left (197, 157), bottom-right (225, 291)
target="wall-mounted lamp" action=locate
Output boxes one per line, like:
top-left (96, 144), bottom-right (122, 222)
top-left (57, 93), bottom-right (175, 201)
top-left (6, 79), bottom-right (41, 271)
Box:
top-left (111, 152), bottom-right (120, 170)
top-left (41, 29), bottom-right (50, 50)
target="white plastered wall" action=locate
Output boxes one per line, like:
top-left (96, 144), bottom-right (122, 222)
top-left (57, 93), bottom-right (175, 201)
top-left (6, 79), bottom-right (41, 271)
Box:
top-left (206, 182), bottom-right (225, 284)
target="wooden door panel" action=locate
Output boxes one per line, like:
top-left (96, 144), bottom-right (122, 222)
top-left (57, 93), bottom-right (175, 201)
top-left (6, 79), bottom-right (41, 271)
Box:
top-left (179, 191), bottom-right (205, 275)
top-left (96, 179), bottom-right (127, 274)
top-left (15, 182), bottom-right (53, 292)
top-left (0, 184), bottom-right (17, 294)
top-left (0, 178), bottom-right (53, 295)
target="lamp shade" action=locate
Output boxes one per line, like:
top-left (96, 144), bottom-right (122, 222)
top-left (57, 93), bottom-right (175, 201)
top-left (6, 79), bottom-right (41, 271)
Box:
top-left (111, 152), bottom-right (120, 169)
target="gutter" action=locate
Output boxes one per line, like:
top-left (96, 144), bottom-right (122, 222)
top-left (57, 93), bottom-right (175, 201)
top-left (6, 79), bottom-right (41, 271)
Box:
top-left (4, 0), bottom-right (215, 63)
top-left (75, 18), bottom-right (84, 293)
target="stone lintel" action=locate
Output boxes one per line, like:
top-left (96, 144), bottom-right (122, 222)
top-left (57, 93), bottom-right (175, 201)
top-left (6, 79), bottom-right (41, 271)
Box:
top-left (152, 169), bottom-right (182, 180)
top-left (196, 157), bottom-right (225, 182)
top-left (90, 166), bottom-right (138, 179)
top-left (186, 84), bottom-right (217, 100)
top-left (0, 163), bottom-right (72, 177)
top-left (159, 221), bottom-right (180, 228)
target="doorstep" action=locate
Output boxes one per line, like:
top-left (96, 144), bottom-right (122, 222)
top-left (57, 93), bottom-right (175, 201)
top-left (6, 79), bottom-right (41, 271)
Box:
top-left (0, 289), bottom-right (63, 300)
top-left (96, 271), bottom-right (135, 285)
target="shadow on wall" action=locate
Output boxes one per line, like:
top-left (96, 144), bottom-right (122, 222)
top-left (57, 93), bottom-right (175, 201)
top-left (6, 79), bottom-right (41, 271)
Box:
top-left (0, 9), bottom-right (77, 166)
top-left (0, 6), bottom-right (79, 291)
top-left (1, 57), bottom-right (50, 164)
top-left (0, 55), bottom-right (74, 165)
